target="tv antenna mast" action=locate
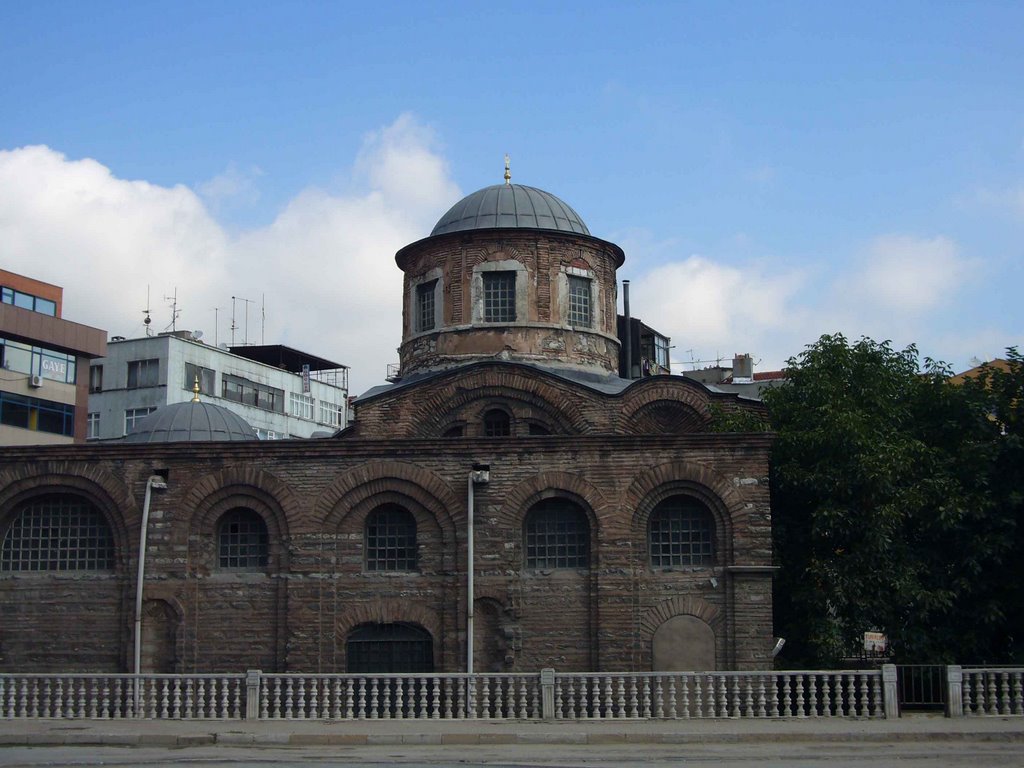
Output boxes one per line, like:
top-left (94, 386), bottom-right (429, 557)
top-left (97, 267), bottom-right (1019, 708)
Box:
top-left (163, 288), bottom-right (181, 333)
top-left (232, 295), bottom-right (254, 346)
top-left (142, 286), bottom-right (153, 336)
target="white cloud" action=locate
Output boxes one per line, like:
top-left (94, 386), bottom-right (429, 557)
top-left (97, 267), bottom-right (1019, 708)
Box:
top-left (848, 234), bottom-right (970, 313)
top-left (196, 164), bottom-right (264, 210)
top-left (0, 115), bottom-right (459, 395)
top-left (626, 255), bottom-right (807, 370)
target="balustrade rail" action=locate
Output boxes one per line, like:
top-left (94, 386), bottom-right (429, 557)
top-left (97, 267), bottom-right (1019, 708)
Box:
top-left (0, 666), bottom-right (1019, 721)
top-left (961, 667), bottom-right (1024, 716)
top-left (552, 671), bottom-right (883, 719)
top-left (0, 674), bottom-right (245, 719)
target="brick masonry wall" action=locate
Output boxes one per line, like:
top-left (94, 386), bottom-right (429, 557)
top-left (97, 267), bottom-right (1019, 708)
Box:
top-left (0, 425), bottom-right (772, 674)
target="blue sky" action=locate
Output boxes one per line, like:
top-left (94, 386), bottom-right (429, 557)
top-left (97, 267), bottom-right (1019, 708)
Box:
top-left (2, 1), bottom-right (1022, 393)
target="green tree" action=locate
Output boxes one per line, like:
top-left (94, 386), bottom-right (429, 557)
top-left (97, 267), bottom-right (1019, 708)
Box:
top-left (765, 335), bottom-right (1022, 665)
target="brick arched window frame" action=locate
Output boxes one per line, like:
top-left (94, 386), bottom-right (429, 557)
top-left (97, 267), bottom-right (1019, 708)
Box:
top-left (365, 504), bottom-right (418, 572)
top-left (648, 496), bottom-right (715, 567)
top-left (217, 507), bottom-right (269, 569)
top-left (523, 498), bottom-right (590, 569)
top-left (1, 493), bottom-right (114, 572)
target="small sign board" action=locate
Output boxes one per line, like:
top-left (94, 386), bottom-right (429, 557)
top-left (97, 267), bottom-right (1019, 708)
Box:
top-left (863, 631), bottom-right (888, 653)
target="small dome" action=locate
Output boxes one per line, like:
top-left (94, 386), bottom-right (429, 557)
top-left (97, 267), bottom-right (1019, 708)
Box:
top-left (124, 401), bottom-right (258, 443)
top-left (431, 184), bottom-right (590, 236)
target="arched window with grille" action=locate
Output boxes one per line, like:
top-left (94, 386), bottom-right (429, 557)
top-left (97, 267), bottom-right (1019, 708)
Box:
top-left (217, 507), bottom-right (269, 569)
top-left (483, 409), bottom-right (511, 437)
top-left (346, 622), bottom-right (434, 673)
top-left (365, 504), bottom-right (417, 572)
top-left (524, 498), bottom-right (589, 569)
top-left (1, 493), bottom-right (114, 572)
top-left (648, 496), bottom-right (715, 567)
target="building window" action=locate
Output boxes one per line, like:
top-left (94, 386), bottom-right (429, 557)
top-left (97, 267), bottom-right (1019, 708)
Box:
top-left (87, 412), bottom-right (100, 439)
top-left (290, 392), bottom-right (315, 420)
top-left (654, 334), bottom-right (670, 370)
top-left (416, 280), bottom-right (437, 332)
top-left (124, 406), bottom-right (157, 434)
top-left (648, 497), bottom-right (714, 567)
top-left (1, 286), bottom-right (57, 316)
top-left (365, 504), bottom-right (417, 572)
top-left (318, 400), bottom-right (342, 427)
top-left (222, 374), bottom-right (284, 413)
top-left (0, 392), bottom-right (75, 436)
top-left (183, 363), bottom-right (216, 396)
top-left (0, 337), bottom-right (76, 383)
top-left (483, 409), bottom-right (511, 437)
top-left (89, 365), bottom-right (103, 393)
top-left (1, 494), bottom-right (114, 572)
top-left (568, 276), bottom-right (592, 328)
top-left (217, 508), bottom-right (269, 569)
top-left (346, 623), bottom-right (434, 674)
top-left (524, 499), bottom-right (589, 569)
top-left (126, 359), bottom-right (159, 389)
top-left (483, 272), bottom-right (516, 323)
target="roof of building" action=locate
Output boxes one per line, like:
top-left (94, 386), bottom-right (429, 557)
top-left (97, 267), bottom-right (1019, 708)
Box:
top-left (430, 184), bottom-right (590, 236)
top-left (123, 400), bottom-right (258, 443)
top-left (229, 344), bottom-right (348, 373)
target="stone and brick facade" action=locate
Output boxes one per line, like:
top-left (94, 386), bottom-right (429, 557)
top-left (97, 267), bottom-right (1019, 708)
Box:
top-left (0, 179), bottom-right (775, 675)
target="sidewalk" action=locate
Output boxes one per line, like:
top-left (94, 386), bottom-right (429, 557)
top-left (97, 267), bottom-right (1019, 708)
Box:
top-left (1, 714), bottom-right (1023, 747)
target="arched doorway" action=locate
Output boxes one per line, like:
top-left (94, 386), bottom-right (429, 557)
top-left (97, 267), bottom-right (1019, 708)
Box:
top-left (345, 622), bottom-right (434, 674)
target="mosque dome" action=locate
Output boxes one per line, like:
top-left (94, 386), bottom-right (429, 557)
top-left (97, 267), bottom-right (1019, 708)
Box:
top-left (124, 400), bottom-right (259, 443)
top-left (430, 184), bottom-right (590, 236)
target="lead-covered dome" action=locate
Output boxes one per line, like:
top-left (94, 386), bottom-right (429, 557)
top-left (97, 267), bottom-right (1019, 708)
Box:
top-left (431, 184), bottom-right (590, 236)
top-left (124, 401), bottom-right (258, 443)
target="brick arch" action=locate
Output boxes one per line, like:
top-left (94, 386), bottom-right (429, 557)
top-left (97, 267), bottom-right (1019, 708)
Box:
top-left (639, 595), bottom-right (723, 638)
top-left (620, 380), bottom-right (713, 433)
top-left (0, 462), bottom-right (134, 572)
top-left (626, 460), bottom-right (741, 565)
top-left (496, 471), bottom-right (610, 539)
top-left (465, 242), bottom-right (526, 268)
top-left (404, 367), bottom-right (592, 437)
top-left (627, 399), bottom-right (708, 434)
top-left (318, 461), bottom-right (461, 536)
top-left (335, 599), bottom-right (443, 652)
top-left (183, 468), bottom-right (297, 542)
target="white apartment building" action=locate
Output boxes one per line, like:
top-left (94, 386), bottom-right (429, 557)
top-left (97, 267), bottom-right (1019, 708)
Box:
top-left (87, 332), bottom-right (348, 440)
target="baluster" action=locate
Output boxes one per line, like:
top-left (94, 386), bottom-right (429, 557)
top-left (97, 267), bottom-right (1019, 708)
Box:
top-left (17, 678), bottom-right (28, 718)
top-left (695, 674), bottom-right (705, 719)
top-left (368, 677), bottom-right (379, 720)
top-left (756, 675), bottom-right (767, 717)
top-left (842, 673), bottom-right (853, 717)
top-left (281, 678), bottom-right (292, 719)
top-left (170, 678), bottom-right (181, 719)
top-left (612, 676), bottom-right (623, 718)
top-left (673, 675), bottom-right (683, 720)
top-left (743, 675), bottom-right (753, 717)
top-left (855, 673), bottom-right (867, 718)
top-left (719, 675), bottom-right (730, 718)
top-left (412, 677), bottom-right (423, 719)
top-left (654, 676), bottom-right (663, 719)
top-left (986, 672), bottom-right (997, 715)
top-left (1013, 672), bottom-right (1023, 716)
top-left (307, 677), bottom-right (317, 720)
top-left (393, 677), bottom-right (404, 720)
top-left (345, 679), bottom-right (355, 720)
top-left (115, 678), bottom-right (126, 719)
top-left (219, 678), bottom-right (228, 719)
top-left (628, 675), bottom-right (639, 718)
top-left (441, 678), bottom-right (452, 719)
top-left (586, 676), bottom-right (596, 718)
top-left (428, 678), bottom-right (439, 720)
top-left (199, 678), bottom-right (209, 718)
top-left (481, 675), bottom-right (491, 719)
top-left (795, 675), bottom-right (806, 718)
top-left (326, 678), bottom-right (337, 720)
top-left (781, 674), bottom-right (791, 717)
top-left (53, 678), bottom-right (64, 719)
top-left (158, 679), bottom-right (167, 719)
top-left (517, 676), bottom-right (527, 719)
top-left (1000, 672), bottom-right (1010, 716)
top-left (821, 674), bottom-right (832, 717)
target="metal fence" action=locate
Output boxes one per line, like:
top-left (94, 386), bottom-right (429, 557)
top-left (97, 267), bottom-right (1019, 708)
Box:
top-left (0, 665), bottom-right (1019, 721)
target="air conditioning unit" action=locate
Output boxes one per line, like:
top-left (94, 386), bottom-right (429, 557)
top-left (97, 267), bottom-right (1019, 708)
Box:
top-left (29, 375), bottom-right (43, 388)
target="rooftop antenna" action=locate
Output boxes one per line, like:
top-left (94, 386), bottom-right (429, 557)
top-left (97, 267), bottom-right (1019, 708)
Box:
top-left (213, 307), bottom-right (221, 347)
top-left (232, 295), bottom-right (254, 346)
top-left (162, 287), bottom-right (180, 333)
top-left (504, 154), bottom-right (511, 186)
top-left (261, 293), bottom-right (266, 345)
top-left (142, 286), bottom-right (152, 336)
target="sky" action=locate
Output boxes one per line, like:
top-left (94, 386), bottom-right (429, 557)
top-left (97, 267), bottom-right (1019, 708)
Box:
top-left (1, 1), bottom-right (1022, 395)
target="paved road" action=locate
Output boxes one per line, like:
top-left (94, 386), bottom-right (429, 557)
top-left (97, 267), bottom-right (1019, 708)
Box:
top-left (2, 741), bottom-right (1024, 767)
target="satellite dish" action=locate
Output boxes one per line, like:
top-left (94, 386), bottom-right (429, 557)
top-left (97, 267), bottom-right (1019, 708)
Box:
top-left (191, 330), bottom-right (204, 341)
top-left (218, 343), bottom-right (230, 351)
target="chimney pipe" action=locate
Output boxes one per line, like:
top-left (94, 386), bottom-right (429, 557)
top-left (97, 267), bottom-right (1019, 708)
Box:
top-left (623, 280), bottom-right (633, 379)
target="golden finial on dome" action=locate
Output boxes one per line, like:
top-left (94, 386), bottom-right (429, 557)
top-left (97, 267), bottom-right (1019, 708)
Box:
top-left (191, 375), bottom-right (201, 403)
top-left (504, 154), bottom-right (511, 186)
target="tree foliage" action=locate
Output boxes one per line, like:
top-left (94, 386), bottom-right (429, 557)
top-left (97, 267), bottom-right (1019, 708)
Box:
top-left (764, 335), bottom-right (1023, 665)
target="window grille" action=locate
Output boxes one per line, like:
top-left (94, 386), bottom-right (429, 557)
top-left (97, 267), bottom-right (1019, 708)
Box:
top-left (483, 272), bottom-right (516, 322)
top-left (1, 494), bottom-right (114, 571)
top-left (365, 504), bottom-right (417, 572)
top-left (346, 623), bottom-right (434, 673)
top-left (483, 409), bottom-right (511, 437)
top-left (648, 496), bottom-right (714, 566)
top-left (524, 499), bottom-right (589, 569)
top-left (568, 276), bottom-right (592, 327)
top-left (416, 280), bottom-right (437, 332)
top-left (218, 508), bottom-right (269, 569)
